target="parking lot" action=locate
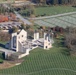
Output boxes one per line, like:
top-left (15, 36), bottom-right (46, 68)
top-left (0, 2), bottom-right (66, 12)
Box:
top-left (0, 22), bottom-right (22, 30)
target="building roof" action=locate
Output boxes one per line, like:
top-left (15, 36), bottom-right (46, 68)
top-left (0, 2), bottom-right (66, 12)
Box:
top-left (17, 29), bottom-right (27, 35)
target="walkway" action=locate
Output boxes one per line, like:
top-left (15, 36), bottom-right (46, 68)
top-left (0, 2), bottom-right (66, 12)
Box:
top-left (0, 48), bottom-right (15, 54)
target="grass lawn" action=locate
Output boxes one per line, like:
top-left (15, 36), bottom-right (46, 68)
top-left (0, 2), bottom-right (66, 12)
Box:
top-left (19, 6), bottom-right (76, 17)
top-left (0, 58), bottom-right (3, 63)
top-left (35, 6), bottom-right (76, 16)
top-left (0, 36), bottom-right (76, 75)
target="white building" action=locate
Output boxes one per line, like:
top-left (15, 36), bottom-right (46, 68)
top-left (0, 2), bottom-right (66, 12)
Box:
top-left (34, 31), bottom-right (39, 41)
top-left (5, 29), bottom-right (54, 59)
top-left (10, 29), bottom-right (27, 52)
top-left (44, 33), bottom-right (52, 49)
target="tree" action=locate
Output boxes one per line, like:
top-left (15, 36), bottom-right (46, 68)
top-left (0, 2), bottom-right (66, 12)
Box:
top-left (9, 27), bottom-right (18, 34)
top-left (20, 24), bottom-right (26, 30)
top-left (28, 4), bottom-right (35, 17)
top-left (26, 25), bottom-right (30, 30)
top-left (31, 0), bottom-right (76, 5)
top-left (64, 27), bottom-right (76, 55)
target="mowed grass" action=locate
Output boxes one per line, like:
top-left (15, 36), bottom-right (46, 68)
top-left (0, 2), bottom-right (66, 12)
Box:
top-left (0, 37), bottom-right (76, 75)
top-left (35, 6), bottom-right (76, 16)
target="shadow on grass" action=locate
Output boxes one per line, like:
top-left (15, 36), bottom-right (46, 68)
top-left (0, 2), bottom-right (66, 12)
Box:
top-left (72, 6), bottom-right (76, 8)
top-left (61, 48), bottom-right (70, 56)
top-left (53, 40), bottom-right (65, 47)
top-left (0, 43), bottom-right (5, 48)
top-left (53, 37), bottom-right (70, 56)
top-left (58, 41), bottom-right (65, 47)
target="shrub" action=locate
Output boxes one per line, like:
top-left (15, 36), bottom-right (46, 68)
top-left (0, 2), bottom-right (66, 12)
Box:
top-left (0, 59), bottom-right (3, 64)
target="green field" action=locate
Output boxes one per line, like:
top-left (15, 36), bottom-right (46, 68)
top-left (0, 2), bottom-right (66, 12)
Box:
top-left (35, 6), bottom-right (76, 16)
top-left (19, 6), bottom-right (76, 17)
top-left (0, 36), bottom-right (76, 75)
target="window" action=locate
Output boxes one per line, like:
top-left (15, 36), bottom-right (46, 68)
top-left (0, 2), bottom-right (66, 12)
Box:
top-left (46, 46), bottom-right (47, 49)
top-left (13, 36), bottom-right (16, 48)
top-left (18, 36), bottom-right (20, 39)
top-left (22, 35), bottom-right (23, 37)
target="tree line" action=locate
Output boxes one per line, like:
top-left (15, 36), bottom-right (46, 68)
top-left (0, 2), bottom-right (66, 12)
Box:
top-left (32, 0), bottom-right (76, 6)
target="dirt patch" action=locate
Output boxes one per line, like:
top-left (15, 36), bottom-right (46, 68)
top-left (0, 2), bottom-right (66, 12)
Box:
top-left (0, 59), bottom-right (24, 69)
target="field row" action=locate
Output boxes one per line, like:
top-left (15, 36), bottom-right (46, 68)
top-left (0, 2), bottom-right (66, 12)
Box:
top-left (34, 14), bottom-right (76, 28)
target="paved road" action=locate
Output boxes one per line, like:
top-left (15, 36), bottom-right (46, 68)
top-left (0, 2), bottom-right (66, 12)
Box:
top-left (0, 48), bottom-right (15, 53)
top-left (14, 11), bottom-right (32, 25)
top-left (28, 11), bottom-right (76, 20)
